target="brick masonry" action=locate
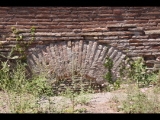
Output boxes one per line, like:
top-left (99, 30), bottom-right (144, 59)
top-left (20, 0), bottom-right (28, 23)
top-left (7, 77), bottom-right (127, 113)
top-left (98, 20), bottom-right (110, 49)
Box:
top-left (1, 7), bottom-right (160, 92)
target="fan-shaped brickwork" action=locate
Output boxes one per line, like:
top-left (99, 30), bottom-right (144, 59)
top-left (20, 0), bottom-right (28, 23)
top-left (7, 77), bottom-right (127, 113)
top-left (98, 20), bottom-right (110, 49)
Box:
top-left (27, 40), bottom-right (127, 94)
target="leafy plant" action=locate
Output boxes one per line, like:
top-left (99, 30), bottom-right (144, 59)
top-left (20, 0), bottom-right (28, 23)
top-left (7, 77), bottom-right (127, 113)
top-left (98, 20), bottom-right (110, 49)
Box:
top-left (104, 57), bottom-right (113, 84)
top-left (104, 57), bottom-right (122, 91)
top-left (130, 57), bottom-right (154, 87)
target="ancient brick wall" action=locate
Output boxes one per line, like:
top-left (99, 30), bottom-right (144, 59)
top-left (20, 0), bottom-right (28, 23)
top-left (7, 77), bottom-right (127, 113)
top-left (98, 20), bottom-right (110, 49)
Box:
top-left (1, 7), bottom-right (160, 89)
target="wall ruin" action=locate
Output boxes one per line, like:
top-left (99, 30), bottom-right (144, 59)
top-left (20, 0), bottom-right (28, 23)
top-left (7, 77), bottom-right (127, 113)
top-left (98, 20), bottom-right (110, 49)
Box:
top-left (1, 7), bottom-right (160, 92)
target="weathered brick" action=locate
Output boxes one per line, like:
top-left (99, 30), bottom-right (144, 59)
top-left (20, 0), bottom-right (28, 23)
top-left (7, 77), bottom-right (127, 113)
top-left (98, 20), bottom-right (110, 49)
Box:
top-left (34, 26), bottom-right (48, 29)
top-left (68, 37), bottom-right (83, 40)
top-left (82, 25), bottom-right (100, 28)
top-left (0, 22), bottom-right (16, 25)
top-left (72, 18), bottom-right (88, 22)
top-left (81, 32), bottom-right (103, 36)
top-left (31, 19), bottom-right (51, 22)
top-left (122, 13), bottom-right (140, 17)
top-left (136, 16), bottom-right (153, 20)
top-left (35, 29), bottom-right (52, 32)
top-left (34, 11), bottom-right (51, 14)
top-left (97, 9), bottom-right (113, 14)
top-left (94, 18), bottom-right (114, 21)
top-left (127, 9), bottom-right (143, 13)
top-left (82, 28), bottom-right (108, 32)
top-left (67, 25), bottom-right (82, 29)
top-left (119, 36), bottom-right (132, 39)
top-left (52, 29), bottom-right (72, 32)
top-left (72, 11), bottom-right (93, 14)
top-left (97, 14), bottom-right (115, 17)
top-left (0, 7), bottom-right (11, 10)
top-left (122, 17), bottom-right (134, 20)
top-left (107, 24), bottom-right (122, 28)
top-left (149, 19), bottom-right (160, 22)
top-left (108, 27), bottom-right (129, 31)
top-left (53, 18), bottom-right (73, 22)
top-left (121, 24), bottom-right (137, 27)
top-left (16, 22), bottom-right (38, 25)
top-left (36, 7), bottom-right (52, 11)
top-left (9, 18), bottom-right (31, 22)
top-left (35, 14), bottom-right (55, 18)
top-left (132, 36), bottom-right (148, 39)
top-left (99, 36), bottom-right (118, 40)
top-left (0, 11), bottom-right (8, 14)
top-left (48, 25), bottom-right (67, 29)
top-left (58, 15), bottom-right (77, 18)
top-left (103, 31), bottom-right (134, 36)
top-left (1, 6), bottom-right (160, 72)
top-left (142, 12), bottom-right (160, 15)
top-left (145, 30), bottom-right (160, 35)
top-left (59, 22), bottom-right (79, 25)
top-left (15, 15), bottom-right (35, 18)
top-left (38, 22), bottom-right (58, 25)
top-left (127, 20), bottom-right (148, 24)
top-left (113, 9), bottom-right (124, 15)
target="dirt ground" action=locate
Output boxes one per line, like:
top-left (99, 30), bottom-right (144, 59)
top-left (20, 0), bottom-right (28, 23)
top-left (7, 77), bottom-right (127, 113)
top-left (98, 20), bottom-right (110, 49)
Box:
top-left (0, 84), bottom-right (156, 113)
top-left (38, 84), bottom-right (156, 113)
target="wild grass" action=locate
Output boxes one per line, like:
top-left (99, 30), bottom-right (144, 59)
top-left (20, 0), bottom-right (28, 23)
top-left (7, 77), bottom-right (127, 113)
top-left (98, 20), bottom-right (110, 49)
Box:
top-left (0, 50), bottom-right (92, 113)
top-left (1, 50), bottom-right (160, 113)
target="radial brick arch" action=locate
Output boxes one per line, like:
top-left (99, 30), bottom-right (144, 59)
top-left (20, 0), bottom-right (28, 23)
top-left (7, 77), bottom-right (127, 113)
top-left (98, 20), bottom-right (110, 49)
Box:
top-left (27, 40), bottom-right (127, 86)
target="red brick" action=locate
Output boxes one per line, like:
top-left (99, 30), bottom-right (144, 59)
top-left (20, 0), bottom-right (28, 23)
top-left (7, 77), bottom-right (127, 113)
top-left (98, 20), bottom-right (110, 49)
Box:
top-left (136, 16), bottom-right (154, 20)
top-left (0, 25), bottom-right (4, 29)
top-left (127, 9), bottom-right (143, 13)
top-left (77, 7), bottom-right (98, 10)
top-left (142, 12), bottom-right (160, 15)
top-left (38, 22), bottom-right (58, 25)
top-left (14, 10), bottom-right (29, 14)
top-left (122, 17), bottom-right (135, 20)
top-left (72, 18), bottom-right (88, 22)
top-left (35, 29), bottom-right (52, 32)
top-left (94, 18), bottom-right (114, 21)
top-left (9, 18), bottom-right (31, 22)
top-left (78, 14), bottom-right (91, 17)
top-left (113, 9), bottom-right (124, 15)
top-left (59, 22), bottom-right (79, 25)
top-left (57, 15), bottom-right (77, 18)
top-left (71, 11), bottom-right (92, 14)
top-left (35, 14), bottom-right (54, 18)
top-left (35, 7), bottom-right (52, 11)
top-left (66, 25), bottom-right (82, 29)
top-left (97, 10), bottom-right (113, 14)
top-left (34, 11), bottom-right (51, 14)
top-left (52, 29), bottom-right (72, 32)
top-left (0, 22), bottom-right (16, 25)
top-left (16, 22), bottom-right (38, 25)
top-left (0, 7), bottom-right (11, 10)
top-left (134, 20), bottom-right (149, 23)
top-left (48, 25), bottom-right (67, 29)
top-left (34, 26), bottom-right (48, 29)
top-left (122, 13), bottom-right (140, 17)
top-left (53, 18), bottom-right (73, 22)
top-left (31, 19), bottom-right (51, 22)
top-left (98, 14), bottom-right (115, 17)
top-left (83, 25), bottom-right (101, 28)
top-left (106, 21), bottom-right (123, 24)
top-left (15, 15), bottom-right (35, 18)
top-left (58, 12), bottom-right (72, 15)
top-left (0, 11), bottom-right (8, 14)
